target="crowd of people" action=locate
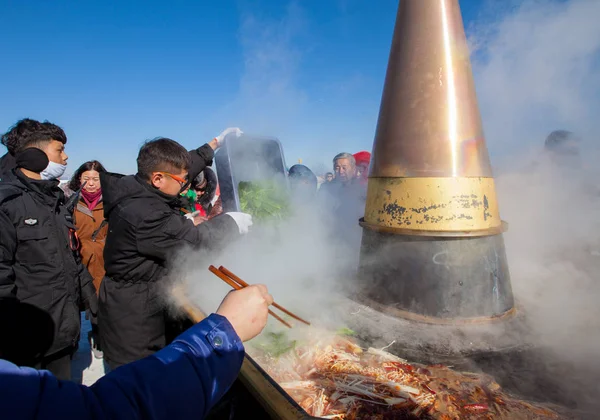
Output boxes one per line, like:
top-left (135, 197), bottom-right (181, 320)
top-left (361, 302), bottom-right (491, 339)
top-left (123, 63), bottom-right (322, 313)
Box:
top-left (0, 117), bottom-right (372, 419)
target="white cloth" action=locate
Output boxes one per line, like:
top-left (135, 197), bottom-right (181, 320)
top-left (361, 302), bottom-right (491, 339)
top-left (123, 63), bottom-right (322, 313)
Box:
top-left (184, 211), bottom-right (199, 221)
top-left (215, 127), bottom-right (243, 147)
top-left (226, 212), bottom-right (253, 234)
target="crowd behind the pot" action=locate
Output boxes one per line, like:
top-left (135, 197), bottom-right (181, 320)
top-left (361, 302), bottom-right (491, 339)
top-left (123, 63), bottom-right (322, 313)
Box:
top-left (0, 118), bottom-right (372, 420)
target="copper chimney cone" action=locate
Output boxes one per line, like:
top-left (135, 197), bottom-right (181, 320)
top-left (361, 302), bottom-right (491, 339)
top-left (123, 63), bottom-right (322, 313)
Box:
top-left (358, 0), bottom-right (515, 323)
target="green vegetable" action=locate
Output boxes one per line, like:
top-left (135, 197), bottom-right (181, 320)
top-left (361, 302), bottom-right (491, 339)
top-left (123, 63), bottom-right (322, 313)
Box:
top-left (252, 331), bottom-right (297, 358)
top-left (336, 327), bottom-right (357, 337)
top-left (238, 180), bottom-right (290, 221)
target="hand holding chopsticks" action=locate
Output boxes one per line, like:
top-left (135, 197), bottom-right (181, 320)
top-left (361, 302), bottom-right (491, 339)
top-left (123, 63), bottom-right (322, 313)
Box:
top-left (208, 265), bottom-right (311, 329)
top-left (172, 281), bottom-right (273, 342)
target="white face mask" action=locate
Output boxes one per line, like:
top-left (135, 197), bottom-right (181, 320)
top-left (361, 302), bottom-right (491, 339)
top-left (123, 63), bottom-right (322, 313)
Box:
top-left (40, 161), bottom-right (67, 180)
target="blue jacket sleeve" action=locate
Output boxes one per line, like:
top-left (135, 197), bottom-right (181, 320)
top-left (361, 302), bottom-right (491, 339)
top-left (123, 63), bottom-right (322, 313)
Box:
top-left (0, 313), bottom-right (245, 420)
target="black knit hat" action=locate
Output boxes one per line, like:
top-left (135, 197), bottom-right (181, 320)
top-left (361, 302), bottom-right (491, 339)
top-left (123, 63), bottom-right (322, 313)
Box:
top-left (544, 130), bottom-right (579, 155)
top-left (289, 164), bottom-right (317, 185)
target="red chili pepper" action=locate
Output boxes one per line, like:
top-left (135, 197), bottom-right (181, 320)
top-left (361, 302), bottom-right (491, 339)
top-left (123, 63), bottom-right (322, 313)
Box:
top-left (383, 362), bottom-right (414, 373)
top-left (463, 404), bottom-right (489, 412)
top-left (400, 364), bottom-right (414, 373)
top-left (392, 362), bottom-right (414, 373)
top-left (423, 384), bottom-right (437, 395)
top-left (383, 362), bottom-right (401, 368)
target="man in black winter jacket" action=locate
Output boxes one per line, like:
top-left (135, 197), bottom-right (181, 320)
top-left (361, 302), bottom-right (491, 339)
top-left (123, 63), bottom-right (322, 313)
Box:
top-left (99, 130), bottom-right (253, 369)
top-left (0, 119), bottom-right (98, 380)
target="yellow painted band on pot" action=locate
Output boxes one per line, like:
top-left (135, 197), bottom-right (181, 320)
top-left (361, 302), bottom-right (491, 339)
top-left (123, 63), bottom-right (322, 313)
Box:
top-left (364, 177), bottom-right (501, 232)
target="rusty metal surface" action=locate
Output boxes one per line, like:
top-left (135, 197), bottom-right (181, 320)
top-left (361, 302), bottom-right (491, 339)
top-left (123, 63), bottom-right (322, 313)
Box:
top-left (364, 177), bottom-right (502, 231)
top-left (358, 230), bottom-right (515, 319)
top-left (360, 218), bottom-right (509, 238)
top-left (329, 295), bottom-right (527, 359)
top-left (358, 295), bottom-right (517, 326)
top-left (370, 0), bottom-right (492, 178)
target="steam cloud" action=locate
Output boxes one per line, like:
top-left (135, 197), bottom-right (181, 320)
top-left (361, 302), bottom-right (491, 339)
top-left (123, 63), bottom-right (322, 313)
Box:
top-left (472, 0), bottom-right (600, 356)
top-left (175, 0), bottom-right (600, 414)
top-left (470, 0), bottom-right (600, 411)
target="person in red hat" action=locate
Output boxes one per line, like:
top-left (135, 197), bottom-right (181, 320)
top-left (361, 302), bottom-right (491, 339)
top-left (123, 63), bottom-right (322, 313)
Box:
top-left (353, 151), bottom-right (371, 184)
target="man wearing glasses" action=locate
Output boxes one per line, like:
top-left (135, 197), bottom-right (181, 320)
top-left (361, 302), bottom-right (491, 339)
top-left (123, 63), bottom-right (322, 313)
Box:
top-left (98, 128), bottom-right (252, 370)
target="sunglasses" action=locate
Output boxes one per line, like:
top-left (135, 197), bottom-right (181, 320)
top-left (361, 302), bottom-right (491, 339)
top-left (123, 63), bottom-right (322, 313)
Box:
top-left (158, 172), bottom-right (189, 187)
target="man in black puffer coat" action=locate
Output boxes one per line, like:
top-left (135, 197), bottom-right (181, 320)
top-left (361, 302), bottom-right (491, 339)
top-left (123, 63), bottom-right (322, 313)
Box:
top-left (99, 131), bottom-right (252, 369)
top-left (0, 119), bottom-right (97, 380)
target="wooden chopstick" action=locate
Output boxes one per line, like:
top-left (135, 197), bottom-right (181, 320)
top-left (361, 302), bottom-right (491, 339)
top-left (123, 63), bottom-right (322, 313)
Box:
top-left (219, 266), bottom-right (311, 326)
top-left (208, 266), bottom-right (292, 329)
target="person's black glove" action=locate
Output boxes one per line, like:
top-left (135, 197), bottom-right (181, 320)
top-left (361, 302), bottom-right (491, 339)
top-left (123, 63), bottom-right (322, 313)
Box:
top-left (79, 267), bottom-right (98, 317)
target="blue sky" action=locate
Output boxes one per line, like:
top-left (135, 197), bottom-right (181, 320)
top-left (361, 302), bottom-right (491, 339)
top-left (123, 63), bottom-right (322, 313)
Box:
top-left (1, 0), bottom-right (597, 175)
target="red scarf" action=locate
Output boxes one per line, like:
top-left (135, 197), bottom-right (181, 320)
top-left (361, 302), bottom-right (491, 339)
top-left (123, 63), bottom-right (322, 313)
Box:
top-left (194, 202), bottom-right (208, 217)
top-left (81, 189), bottom-right (102, 210)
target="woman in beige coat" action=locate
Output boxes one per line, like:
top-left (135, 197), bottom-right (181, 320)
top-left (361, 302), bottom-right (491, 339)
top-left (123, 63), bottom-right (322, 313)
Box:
top-left (69, 160), bottom-right (108, 359)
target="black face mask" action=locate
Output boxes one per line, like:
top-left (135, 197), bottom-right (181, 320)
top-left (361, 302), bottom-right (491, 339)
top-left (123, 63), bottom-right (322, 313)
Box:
top-left (15, 148), bottom-right (49, 173)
